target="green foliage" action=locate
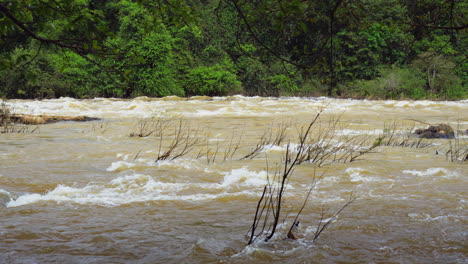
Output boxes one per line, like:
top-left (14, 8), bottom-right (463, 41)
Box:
top-left (379, 66), bottom-right (427, 99)
top-left (184, 65), bottom-right (242, 96)
top-left (109, 0), bottom-right (153, 38)
top-left (235, 57), bottom-right (271, 96)
top-left (359, 23), bottom-right (411, 64)
top-left (48, 52), bottom-right (113, 98)
top-left (0, 0), bottom-right (466, 99)
top-left (0, 48), bottom-right (72, 98)
top-left (411, 52), bottom-right (466, 98)
top-left (122, 30), bottom-right (184, 97)
top-left (346, 66), bottom-right (427, 99)
top-left (268, 74), bottom-right (299, 96)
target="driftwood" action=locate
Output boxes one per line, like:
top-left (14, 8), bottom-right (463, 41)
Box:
top-left (2, 113), bottom-right (99, 125)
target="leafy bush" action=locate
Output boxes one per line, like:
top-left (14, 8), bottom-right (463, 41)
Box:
top-left (117, 29), bottom-right (185, 97)
top-left (235, 57), bottom-right (271, 96)
top-left (412, 52), bottom-right (466, 99)
top-left (268, 74), bottom-right (299, 96)
top-left (345, 66), bottom-right (427, 99)
top-left (49, 52), bottom-right (110, 98)
top-left (378, 66), bottom-right (427, 99)
top-left (183, 65), bottom-right (242, 96)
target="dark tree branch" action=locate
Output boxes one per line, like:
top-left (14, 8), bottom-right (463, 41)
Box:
top-left (0, 3), bottom-right (121, 59)
top-left (328, 0), bottom-right (345, 95)
top-left (228, 0), bottom-right (304, 68)
top-left (0, 4), bottom-right (89, 53)
top-left (313, 194), bottom-right (355, 241)
top-left (0, 2), bottom-right (126, 85)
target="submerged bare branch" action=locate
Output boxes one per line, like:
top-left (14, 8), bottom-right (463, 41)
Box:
top-left (155, 119), bottom-right (202, 162)
top-left (380, 121), bottom-right (432, 148)
top-left (241, 120), bottom-right (291, 160)
top-left (130, 115), bottom-right (170, 138)
top-left (313, 194), bottom-right (356, 241)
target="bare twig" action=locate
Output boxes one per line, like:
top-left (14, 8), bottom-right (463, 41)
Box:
top-left (313, 194), bottom-right (356, 241)
top-left (247, 109), bottom-right (325, 244)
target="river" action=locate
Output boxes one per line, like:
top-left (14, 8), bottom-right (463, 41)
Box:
top-left (1, 96), bottom-right (467, 264)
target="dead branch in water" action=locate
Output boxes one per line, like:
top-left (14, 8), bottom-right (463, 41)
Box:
top-left (130, 115), bottom-right (170, 138)
top-left (446, 123), bottom-right (468, 163)
top-left (346, 135), bottom-right (383, 163)
top-left (205, 137), bottom-right (221, 164)
top-left (223, 128), bottom-right (244, 161)
top-left (313, 194), bottom-right (355, 241)
top-left (292, 116), bottom-right (383, 166)
top-left (380, 121), bottom-right (432, 148)
top-left (241, 121), bottom-right (291, 160)
top-left (88, 120), bottom-right (109, 134)
top-left (446, 138), bottom-right (468, 163)
top-left (155, 119), bottom-right (202, 161)
top-left (247, 109), bottom-right (356, 245)
top-left (240, 126), bottom-right (275, 160)
top-left (286, 168), bottom-right (323, 240)
top-left (247, 109), bottom-right (321, 244)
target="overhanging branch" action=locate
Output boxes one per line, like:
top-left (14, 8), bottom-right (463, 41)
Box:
top-left (0, 3), bottom-right (118, 57)
top-left (0, 3), bottom-right (123, 75)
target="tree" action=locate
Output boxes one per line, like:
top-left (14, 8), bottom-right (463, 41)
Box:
top-left (0, 0), bottom-right (465, 99)
top-left (0, 0), bottom-right (197, 69)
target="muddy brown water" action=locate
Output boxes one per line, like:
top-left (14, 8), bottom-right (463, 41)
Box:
top-left (1, 96), bottom-right (467, 264)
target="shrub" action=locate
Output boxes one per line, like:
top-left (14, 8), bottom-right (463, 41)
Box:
top-left (119, 30), bottom-right (185, 97)
top-left (379, 66), bottom-right (427, 99)
top-left (268, 74), bottom-right (296, 95)
top-left (412, 52), bottom-right (466, 99)
top-left (183, 65), bottom-right (242, 96)
top-left (346, 66), bottom-right (427, 99)
top-left (235, 57), bottom-right (271, 96)
top-left (49, 52), bottom-right (108, 98)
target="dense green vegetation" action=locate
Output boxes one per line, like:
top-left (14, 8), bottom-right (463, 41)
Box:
top-left (0, 0), bottom-right (466, 99)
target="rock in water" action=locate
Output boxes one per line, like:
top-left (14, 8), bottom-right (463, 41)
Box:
top-left (415, 124), bottom-right (455, 139)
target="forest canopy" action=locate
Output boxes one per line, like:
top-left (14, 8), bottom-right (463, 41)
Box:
top-left (0, 0), bottom-right (466, 99)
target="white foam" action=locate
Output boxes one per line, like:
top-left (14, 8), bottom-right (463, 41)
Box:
top-left (156, 158), bottom-right (204, 170)
top-left (403, 168), bottom-right (453, 177)
top-left (408, 212), bottom-right (464, 223)
top-left (96, 136), bottom-right (111, 142)
top-left (6, 174), bottom-right (229, 207)
top-left (263, 144), bottom-right (286, 152)
top-left (221, 167), bottom-right (268, 187)
top-left (116, 153), bottom-right (129, 160)
top-left (336, 129), bottom-right (382, 136)
top-left (106, 161), bottom-right (135, 172)
top-left (345, 167), bottom-right (374, 183)
top-left (6, 97), bottom-right (467, 119)
top-left (107, 157), bottom-right (209, 172)
top-left (7, 193), bottom-right (44, 207)
top-left (5, 170), bottom-right (276, 207)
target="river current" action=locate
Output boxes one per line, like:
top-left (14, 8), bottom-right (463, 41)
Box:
top-left (0, 96), bottom-right (467, 264)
